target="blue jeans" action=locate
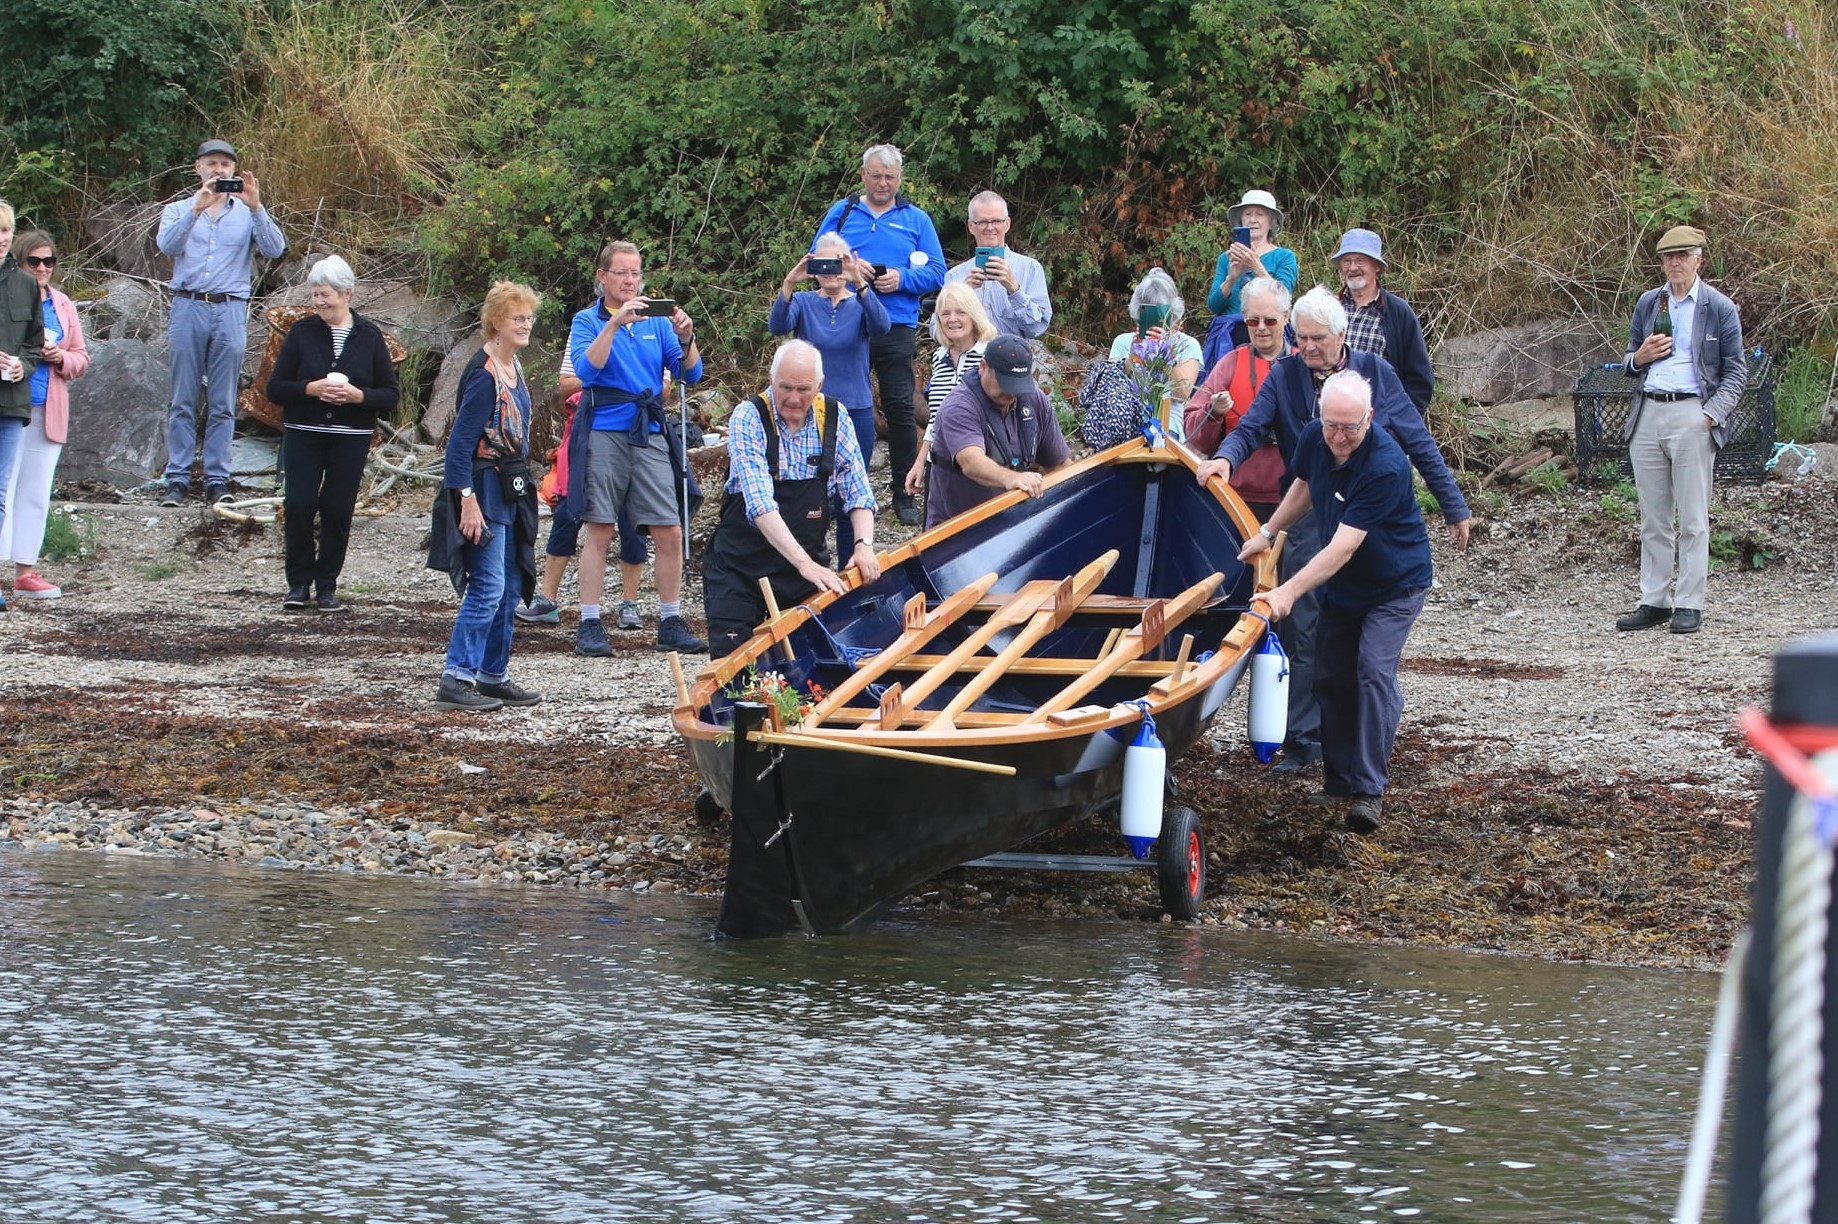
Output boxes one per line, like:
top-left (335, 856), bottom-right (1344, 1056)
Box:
top-left (0, 416), bottom-right (25, 542)
top-left (443, 486), bottom-right (520, 684)
top-left (164, 296), bottom-right (248, 485)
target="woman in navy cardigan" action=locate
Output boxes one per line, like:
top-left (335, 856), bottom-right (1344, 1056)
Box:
top-left (266, 255), bottom-right (400, 612)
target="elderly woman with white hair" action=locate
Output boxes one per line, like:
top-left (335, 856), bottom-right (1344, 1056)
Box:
top-left (1108, 267), bottom-right (1203, 436)
top-left (266, 254), bottom-right (401, 612)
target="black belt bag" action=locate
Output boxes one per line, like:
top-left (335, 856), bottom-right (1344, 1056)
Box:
top-left (478, 459), bottom-right (532, 502)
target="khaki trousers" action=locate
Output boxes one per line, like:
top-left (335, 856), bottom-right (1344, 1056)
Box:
top-left (1629, 396), bottom-right (1716, 611)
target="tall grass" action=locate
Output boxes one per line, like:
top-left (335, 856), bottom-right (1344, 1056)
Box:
top-left (225, 0), bottom-right (484, 263)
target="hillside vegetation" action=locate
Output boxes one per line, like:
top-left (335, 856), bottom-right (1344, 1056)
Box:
top-left (6, 0), bottom-right (1834, 411)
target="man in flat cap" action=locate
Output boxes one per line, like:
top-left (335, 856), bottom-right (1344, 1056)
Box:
top-left (1615, 225), bottom-right (1745, 635)
top-left (155, 138), bottom-right (286, 506)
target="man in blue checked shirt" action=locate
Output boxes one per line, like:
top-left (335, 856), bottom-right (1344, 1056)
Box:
top-left (156, 138), bottom-right (287, 507)
top-left (701, 340), bottom-right (881, 659)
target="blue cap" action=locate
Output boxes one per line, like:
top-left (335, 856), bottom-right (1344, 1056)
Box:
top-left (1330, 228), bottom-right (1386, 267)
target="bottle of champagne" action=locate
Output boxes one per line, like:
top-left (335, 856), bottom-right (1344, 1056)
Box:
top-left (1653, 294), bottom-right (1673, 337)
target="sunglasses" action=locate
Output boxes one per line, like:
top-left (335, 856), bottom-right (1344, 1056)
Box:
top-left (1243, 316), bottom-right (1282, 327)
top-left (23, 255), bottom-right (57, 269)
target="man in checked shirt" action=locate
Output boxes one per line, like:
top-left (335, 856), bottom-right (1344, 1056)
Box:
top-left (700, 340), bottom-right (881, 659)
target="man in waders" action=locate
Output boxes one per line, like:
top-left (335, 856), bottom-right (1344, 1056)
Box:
top-left (702, 340), bottom-right (881, 660)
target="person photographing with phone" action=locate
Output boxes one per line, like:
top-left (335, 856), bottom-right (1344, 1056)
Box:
top-left (943, 191), bottom-right (1053, 341)
top-left (564, 239), bottom-right (707, 657)
top-left (811, 144), bottom-right (946, 526)
top-left (155, 138), bottom-right (287, 507)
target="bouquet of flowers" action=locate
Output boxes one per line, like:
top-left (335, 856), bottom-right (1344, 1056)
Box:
top-left (1125, 332), bottom-right (1177, 432)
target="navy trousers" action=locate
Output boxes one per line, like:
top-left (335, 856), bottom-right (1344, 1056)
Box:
top-left (1316, 586), bottom-right (1427, 798)
top-left (1278, 507), bottom-right (1321, 755)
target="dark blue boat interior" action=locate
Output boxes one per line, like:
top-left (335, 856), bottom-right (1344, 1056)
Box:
top-left (702, 459), bottom-right (1258, 725)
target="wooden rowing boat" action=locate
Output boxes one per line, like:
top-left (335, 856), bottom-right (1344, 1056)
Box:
top-left (670, 435), bottom-right (1279, 937)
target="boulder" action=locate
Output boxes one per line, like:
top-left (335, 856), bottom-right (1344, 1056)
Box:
top-left (256, 277), bottom-right (471, 357)
top-left (83, 200), bottom-right (170, 281)
top-left (421, 335), bottom-right (485, 444)
top-left (61, 340), bottom-right (172, 487)
top-left (78, 276), bottom-right (169, 345)
top-left (1434, 320), bottom-right (1621, 405)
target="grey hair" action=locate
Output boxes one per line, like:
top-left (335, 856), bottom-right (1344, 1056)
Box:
top-left (1127, 267), bottom-right (1185, 325)
top-left (771, 338), bottom-right (825, 386)
top-left (967, 190), bottom-right (1008, 220)
top-left (1239, 276), bottom-right (1292, 316)
top-left (813, 231), bottom-right (850, 257)
top-left (862, 144), bottom-right (903, 171)
top-left (306, 254), bottom-right (357, 295)
top-left (1320, 369), bottom-right (1373, 414)
top-left (1290, 285), bottom-right (1349, 336)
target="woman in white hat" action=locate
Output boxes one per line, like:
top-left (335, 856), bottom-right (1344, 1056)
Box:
top-left (1203, 190), bottom-right (1298, 369)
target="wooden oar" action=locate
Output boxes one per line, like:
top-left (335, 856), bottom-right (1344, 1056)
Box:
top-left (1020, 571), bottom-right (1224, 723)
top-left (801, 572), bottom-right (1000, 728)
top-left (923, 550), bottom-right (1119, 730)
top-left (875, 576), bottom-right (1083, 731)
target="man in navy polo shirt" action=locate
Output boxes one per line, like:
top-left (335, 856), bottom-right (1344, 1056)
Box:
top-left (1236, 370), bottom-right (1433, 835)
top-left (812, 143), bottom-right (946, 526)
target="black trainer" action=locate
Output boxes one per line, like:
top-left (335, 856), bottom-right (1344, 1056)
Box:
top-left (283, 584), bottom-right (311, 610)
top-left (433, 675), bottom-right (503, 712)
top-left (205, 481), bottom-right (232, 505)
top-left (476, 679), bottom-right (542, 707)
top-left (316, 589), bottom-right (347, 614)
top-left (160, 482), bottom-right (186, 508)
top-left (656, 615), bottom-right (708, 653)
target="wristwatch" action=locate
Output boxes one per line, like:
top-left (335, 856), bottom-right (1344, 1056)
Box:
top-left (458, 487), bottom-right (475, 499)
top-left (1258, 524), bottom-right (1276, 542)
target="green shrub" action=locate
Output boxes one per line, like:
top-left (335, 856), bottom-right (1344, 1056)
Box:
top-left (1773, 342), bottom-right (1833, 442)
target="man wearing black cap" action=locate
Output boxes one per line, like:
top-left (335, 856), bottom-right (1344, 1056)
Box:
top-left (1615, 224), bottom-right (1745, 635)
top-left (924, 333), bottom-right (1071, 527)
top-left (155, 138), bottom-right (287, 506)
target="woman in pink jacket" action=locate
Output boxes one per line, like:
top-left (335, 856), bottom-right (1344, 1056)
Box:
top-left (2, 231), bottom-right (89, 600)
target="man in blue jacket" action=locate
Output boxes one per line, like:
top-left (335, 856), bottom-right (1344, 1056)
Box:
top-left (1236, 371), bottom-right (1434, 834)
top-left (1195, 286), bottom-right (1469, 776)
top-left (1332, 229), bottom-right (1434, 415)
top-left (1614, 225), bottom-right (1745, 636)
top-left (812, 144), bottom-right (946, 525)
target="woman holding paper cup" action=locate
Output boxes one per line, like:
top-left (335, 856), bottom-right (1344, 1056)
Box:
top-left (266, 254), bottom-right (400, 613)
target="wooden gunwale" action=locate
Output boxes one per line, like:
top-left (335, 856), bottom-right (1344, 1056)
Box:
top-left (671, 436), bottom-right (1270, 748)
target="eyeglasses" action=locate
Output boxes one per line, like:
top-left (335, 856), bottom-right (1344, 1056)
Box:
top-left (603, 268), bottom-right (642, 279)
top-left (968, 217), bottom-right (1008, 228)
top-left (509, 314), bottom-right (536, 325)
top-left (1244, 316), bottom-right (1281, 327)
top-left (1321, 415), bottom-right (1370, 436)
top-left (23, 255), bottom-right (56, 269)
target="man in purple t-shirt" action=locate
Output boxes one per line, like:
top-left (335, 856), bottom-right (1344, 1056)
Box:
top-left (924, 334), bottom-right (1071, 528)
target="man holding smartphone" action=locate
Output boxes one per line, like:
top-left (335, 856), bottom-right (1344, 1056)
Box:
top-left (155, 138), bottom-right (286, 506)
top-left (943, 191), bottom-right (1053, 341)
top-left (564, 239), bottom-right (706, 657)
top-left (812, 144), bottom-right (946, 526)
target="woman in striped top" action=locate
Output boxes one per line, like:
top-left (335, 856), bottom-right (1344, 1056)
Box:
top-left (266, 255), bottom-right (400, 612)
top-left (903, 280), bottom-right (997, 504)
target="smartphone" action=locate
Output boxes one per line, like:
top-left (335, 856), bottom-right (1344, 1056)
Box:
top-left (975, 245), bottom-right (1005, 269)
top-left (1136, 303), bottom-right (1171, 337)
top-left (870, 263), bottom-right (888, 279)
top-left (806, 256), bottom-right (844, 277)
top-left (639, 298), bottom-right (677, 317)
top-left (215, 177), bottom-right (245, 194)
top-left (1232, 225), bottom-right (1252, 248)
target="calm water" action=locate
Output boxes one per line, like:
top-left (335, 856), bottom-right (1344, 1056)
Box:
top-left (0, 847), bottom-right (1718, 1222)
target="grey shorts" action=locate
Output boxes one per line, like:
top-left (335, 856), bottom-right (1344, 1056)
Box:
top-left (583, 429), bottom-right (679, 527)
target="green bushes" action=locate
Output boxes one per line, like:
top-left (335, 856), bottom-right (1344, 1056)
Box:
top-left (1, 0), bottom-right (239, 224)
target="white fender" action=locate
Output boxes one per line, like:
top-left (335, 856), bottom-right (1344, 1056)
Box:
top-left (1121, 712), bottom-right (1165, 860)
top-left (1249, 626), bottom-right (1290, 764)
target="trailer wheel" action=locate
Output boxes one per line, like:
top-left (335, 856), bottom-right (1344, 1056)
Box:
top-left (1158, 806), bottom-right (1205, 920)
top-left (693, 788), bottom-right (726, 826)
